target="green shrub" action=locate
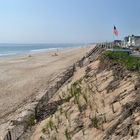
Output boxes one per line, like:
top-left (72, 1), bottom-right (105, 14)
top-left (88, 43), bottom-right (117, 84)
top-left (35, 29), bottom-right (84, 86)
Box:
top-left (113, 45), bottom-right (120, 49)
top-left (104, 51), bottom-right (140, 71)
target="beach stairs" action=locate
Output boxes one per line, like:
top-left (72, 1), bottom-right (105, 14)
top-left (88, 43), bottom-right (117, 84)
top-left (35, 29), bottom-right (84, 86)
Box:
top-left (78, 44), bottom-right (107, 67)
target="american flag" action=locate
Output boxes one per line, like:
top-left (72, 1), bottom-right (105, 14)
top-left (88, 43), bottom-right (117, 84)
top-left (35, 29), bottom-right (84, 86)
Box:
top-left (113, 26), bottom-right (118, 36)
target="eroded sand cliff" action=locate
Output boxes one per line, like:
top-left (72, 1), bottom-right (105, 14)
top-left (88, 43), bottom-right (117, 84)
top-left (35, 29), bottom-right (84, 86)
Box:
top-left (31, 54), bottom-right (140, 140)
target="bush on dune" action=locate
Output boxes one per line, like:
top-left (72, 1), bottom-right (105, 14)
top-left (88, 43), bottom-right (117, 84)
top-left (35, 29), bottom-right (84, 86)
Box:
top-left (104, 51), bottom-right (140, 71)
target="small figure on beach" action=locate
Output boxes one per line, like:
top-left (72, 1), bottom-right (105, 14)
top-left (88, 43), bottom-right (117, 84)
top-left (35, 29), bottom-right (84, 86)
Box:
top-left (28, 54), bottom-right (32, 57)
top-left (52, 49), bottom-right (59, 56)
top-left (52, 52), bottom-right (58, 56)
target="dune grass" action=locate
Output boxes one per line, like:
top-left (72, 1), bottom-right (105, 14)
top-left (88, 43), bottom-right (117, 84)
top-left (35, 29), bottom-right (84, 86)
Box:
top-left (113, 45), bottom-right (120, 49)
top-left (104, 51), bottom-right (140, 71)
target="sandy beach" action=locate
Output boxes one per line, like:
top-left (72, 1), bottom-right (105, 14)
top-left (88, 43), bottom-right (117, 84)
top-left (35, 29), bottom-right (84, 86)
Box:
top-left (0, 46), bottom-right (92, 122)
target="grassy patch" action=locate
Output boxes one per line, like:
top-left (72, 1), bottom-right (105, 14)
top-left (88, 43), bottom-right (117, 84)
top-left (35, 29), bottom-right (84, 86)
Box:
top-left (42, 118), bottom-right (58, 134)
top-left (104, 51), bottom-right (140, 71)
top-left (90, 116), bottom-right (98, 128)
top-left (69, 81), bottom-right (81, 98)
top-left (113, 45), bottom-right (120, 49)
top-left (27, 115), bottom-right (35, 127)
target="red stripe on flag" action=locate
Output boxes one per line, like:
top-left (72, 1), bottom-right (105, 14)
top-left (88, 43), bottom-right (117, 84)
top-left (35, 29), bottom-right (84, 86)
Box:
top-left (113, 26), bottom-right (118, 36)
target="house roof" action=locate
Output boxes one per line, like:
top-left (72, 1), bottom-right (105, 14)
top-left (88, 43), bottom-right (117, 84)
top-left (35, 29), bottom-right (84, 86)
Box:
top-left (134, 36), bottom-right (140, 39)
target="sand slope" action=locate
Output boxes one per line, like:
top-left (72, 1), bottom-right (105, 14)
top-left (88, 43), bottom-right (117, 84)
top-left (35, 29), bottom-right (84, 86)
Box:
top-left (31, 56), bottom-right (140, 140)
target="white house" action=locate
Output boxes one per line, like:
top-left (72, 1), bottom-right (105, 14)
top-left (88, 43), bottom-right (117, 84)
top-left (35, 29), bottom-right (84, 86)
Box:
top-left (124, 35), bottom-right (140, 49)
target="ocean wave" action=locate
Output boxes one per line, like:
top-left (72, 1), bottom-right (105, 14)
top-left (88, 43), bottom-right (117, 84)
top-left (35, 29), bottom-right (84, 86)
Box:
top-left (30, 48), bottom-right (62, 53)
top-left (0, 52), bottom-right (18, 57)
top-left (0, 44), bottom-right (85, 57)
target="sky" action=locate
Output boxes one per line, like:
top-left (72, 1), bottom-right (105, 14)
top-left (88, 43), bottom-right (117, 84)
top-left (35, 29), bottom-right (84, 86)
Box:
top-left (0, 0), bottom-right (139, 43)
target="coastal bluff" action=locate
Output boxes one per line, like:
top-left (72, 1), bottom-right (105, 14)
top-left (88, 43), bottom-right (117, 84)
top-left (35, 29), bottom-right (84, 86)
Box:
top-left (31, 45), bottom-right (140, 140)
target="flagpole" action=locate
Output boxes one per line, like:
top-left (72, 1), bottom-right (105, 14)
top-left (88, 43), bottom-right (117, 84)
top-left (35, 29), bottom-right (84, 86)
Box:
top-left (113, 32), bottom-right (115, 49)
top-left (113, 26), bottom-right (114, 49)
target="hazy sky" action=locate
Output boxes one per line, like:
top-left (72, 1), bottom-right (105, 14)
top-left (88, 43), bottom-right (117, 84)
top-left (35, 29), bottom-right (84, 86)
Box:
top-left (0, 0), bottom-right (139, 43)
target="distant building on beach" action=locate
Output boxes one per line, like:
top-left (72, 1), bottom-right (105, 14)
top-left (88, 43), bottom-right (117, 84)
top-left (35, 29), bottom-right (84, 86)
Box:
top-left (124, 35), bottom-right (140, 49)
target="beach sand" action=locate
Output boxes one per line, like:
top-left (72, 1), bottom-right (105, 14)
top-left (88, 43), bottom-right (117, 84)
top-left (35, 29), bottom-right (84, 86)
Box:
top-left (0, 46), bottom-right (93, 122)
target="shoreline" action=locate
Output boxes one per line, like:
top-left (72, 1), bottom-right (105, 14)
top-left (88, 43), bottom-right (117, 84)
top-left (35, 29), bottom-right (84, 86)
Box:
top-left (0, 44), bottom-right (89, 60)
top-left (0, 45), bottom-right (89, 62)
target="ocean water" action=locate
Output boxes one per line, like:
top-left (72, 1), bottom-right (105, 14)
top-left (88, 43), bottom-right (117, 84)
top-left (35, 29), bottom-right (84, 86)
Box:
top-left (0, 43), bottom-right (84, 57)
